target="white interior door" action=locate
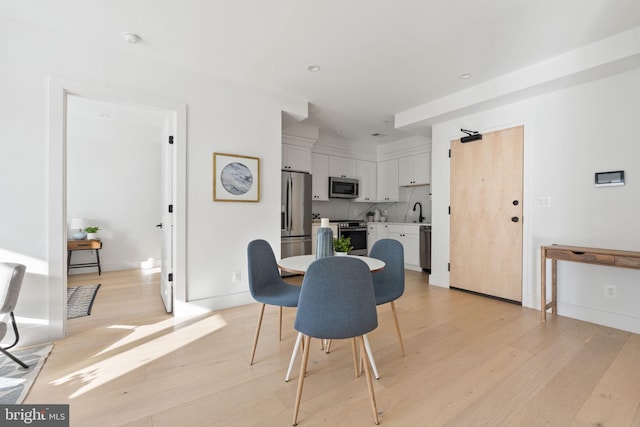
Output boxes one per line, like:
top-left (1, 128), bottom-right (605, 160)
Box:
top-left (160, 119), bottom-right (175, 313)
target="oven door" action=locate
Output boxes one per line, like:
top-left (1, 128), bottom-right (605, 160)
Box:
top-left (338, 227), bottom-right (368, 256)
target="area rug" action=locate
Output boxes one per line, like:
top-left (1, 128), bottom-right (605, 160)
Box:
top-left (67, 284), bottom-right (101, 319)
top-left (0, 343), bottom-right (53, 404)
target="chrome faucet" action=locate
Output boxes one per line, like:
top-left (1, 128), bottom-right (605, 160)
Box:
top-left (413, 202), bottom-right (425, 223)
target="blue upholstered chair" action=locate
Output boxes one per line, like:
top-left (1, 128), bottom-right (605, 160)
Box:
top-left (370, 238), bottom-right (406, 356)
top-left (247, 239), bottom-right (301, 365)
top-left (292, 256), bottom-right (380, 425)
top-left (0, 262), bottom-right (28, 369)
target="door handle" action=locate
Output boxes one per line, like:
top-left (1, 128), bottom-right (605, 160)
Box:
top-left (156, 223), bottom-right (163, 229)
top-left (511, 217), bottom-right (519, 223)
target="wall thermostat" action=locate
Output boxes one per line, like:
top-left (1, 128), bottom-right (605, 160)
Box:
top-left (595, 170), bottom-right (624, 187)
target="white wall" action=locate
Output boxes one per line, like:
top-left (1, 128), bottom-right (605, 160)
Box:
top-left (67, 108), bottom-right (163, 272)
top-left (431, 67), bottom-right (640, 333)
top-left (0, 15), bottom-right (306, 345)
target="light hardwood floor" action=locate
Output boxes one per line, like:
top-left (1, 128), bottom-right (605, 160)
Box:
top-left (26, 269), bottom-right (640, 426)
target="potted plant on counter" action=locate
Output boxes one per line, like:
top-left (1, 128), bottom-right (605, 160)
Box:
top-left (333, 236), bottom-right (354, 256)
top-left (366, 211), bottom-right (375, 222)
top-left (84, 226), bottom-right (100, 240)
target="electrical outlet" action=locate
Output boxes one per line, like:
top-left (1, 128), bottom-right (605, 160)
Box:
top-left (537, 197), bottom-right (551, 207)
top-left (604, 284), bottom-right (616, 298)
top-left (232, 271), bottom-right (241, 283)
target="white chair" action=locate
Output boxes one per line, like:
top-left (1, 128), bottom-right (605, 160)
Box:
top-left (0, 263), bottom-right (28, 369)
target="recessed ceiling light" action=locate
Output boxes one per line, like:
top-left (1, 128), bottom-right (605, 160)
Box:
top-left (459, 73), bottom-right (472, 79)
top-left (122, 32), bottom-right (141, 44)
top-left (307, 65), bottom-right (320, 72)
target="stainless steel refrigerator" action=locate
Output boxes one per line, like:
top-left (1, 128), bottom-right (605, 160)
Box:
top-left (281, 170), bottom-right (312, 261)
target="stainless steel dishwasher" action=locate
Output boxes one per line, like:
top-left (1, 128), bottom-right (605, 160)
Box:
top-left (419, 225), bottom-right (431, 273)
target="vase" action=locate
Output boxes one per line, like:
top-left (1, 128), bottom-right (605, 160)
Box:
top-left (316, 218), bottom-right (333, 259)
top-left (335, 251), bottom-right (348, 256)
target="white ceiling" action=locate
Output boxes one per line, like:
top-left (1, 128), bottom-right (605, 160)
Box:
top-left (3, 0), bottom-right (640, 143)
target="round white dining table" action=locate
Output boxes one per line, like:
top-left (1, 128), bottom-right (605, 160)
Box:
top-left (277, 253), bottom-right (385, 381)
top-left (277, 254), bottom-right (385, 275)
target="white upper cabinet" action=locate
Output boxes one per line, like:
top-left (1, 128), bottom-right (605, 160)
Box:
top-left (355, 160), bottom-right (376, 202)
top-left (376, 159), bottom-right (399, 202)
top-left (311, 153), bottom-right (329, 201)
top-left (282, 143), bottom-right (312, 172)
top-left (328, 156), bottom-right (357, 178)
top-left (398, 152), bottom-right (430, 186)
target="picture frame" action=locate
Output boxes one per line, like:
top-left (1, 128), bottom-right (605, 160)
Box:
top-left (213, 152), bottom-right (260, 202)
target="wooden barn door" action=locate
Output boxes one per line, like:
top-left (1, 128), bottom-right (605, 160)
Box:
top-left (450, 126), bottom-right (524, 302)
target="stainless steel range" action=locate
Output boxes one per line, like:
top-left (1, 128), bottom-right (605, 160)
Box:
top-left (334, 220), bottom-right (368, 256)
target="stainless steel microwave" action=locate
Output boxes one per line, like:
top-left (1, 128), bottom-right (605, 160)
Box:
top-left (329, 176), bottom-right (359, 199)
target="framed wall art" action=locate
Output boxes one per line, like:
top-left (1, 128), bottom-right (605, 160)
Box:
top-left (213, 152), bottom-right (260, 202)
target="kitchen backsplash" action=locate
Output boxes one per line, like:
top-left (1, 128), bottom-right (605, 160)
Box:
top-left (312, 185), bottom-right (431, 223)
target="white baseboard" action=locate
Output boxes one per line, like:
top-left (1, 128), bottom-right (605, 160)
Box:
top-left (556, 302), bottom-right (640, 335)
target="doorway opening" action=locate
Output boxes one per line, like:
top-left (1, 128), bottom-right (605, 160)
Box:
top-left (65, 95), bottom-right (170, 314)
top-left (48, 78), bottom-right (186, 339)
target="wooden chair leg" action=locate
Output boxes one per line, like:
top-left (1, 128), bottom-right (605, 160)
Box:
top-left (358, 336), bottom-right (380, 425)
top-left (249, 304), bottom-right (266, 365)
top-left (325, 339), bottom-right (333, 353)
top-left (279, 306), bottom-right (283, 341)
top-left (390, 301), bottom-right (406, 356)
top-left (351, 338), bottom-right (359, 377)
top-left (292, 335), bottom-right (311, 426)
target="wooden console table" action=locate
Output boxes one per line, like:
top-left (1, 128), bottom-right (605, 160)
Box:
top-left (540, 244), bottom-right (640, 321)
top-left (67, 239), bottom-right (103, 275)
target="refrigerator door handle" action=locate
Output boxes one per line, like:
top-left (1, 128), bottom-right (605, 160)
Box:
top-left (285, 176), bottom-right (290, 232)
top-left (288, 176), bottom-right (293, 231)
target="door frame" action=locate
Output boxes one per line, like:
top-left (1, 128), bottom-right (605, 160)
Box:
top-left (48, 77), bottom-right (187, 339)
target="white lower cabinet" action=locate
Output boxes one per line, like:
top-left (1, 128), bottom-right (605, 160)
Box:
top-left (367, 222), bottom-right (390, 254)
top-left (387, 224), bottom-right (420, 270)
top-left (367, 223), bottom-right (377, 254)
